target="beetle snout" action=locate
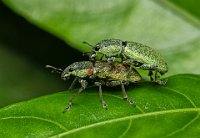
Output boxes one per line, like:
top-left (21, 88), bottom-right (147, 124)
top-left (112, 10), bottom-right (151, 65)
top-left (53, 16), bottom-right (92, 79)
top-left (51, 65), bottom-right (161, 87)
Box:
top-left (61, 72), bottom-right (70, 80)
top-left (90, 51), bottom-right (96, 60)
top-left (91, 53), bottom-right (96, 58)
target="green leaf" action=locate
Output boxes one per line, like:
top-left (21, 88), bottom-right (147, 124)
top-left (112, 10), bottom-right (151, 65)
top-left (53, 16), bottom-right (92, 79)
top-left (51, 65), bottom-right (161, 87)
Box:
top-left (2, 0), bottom-right (200, 76)
top-left (0, 74), bottom-right (200, 137)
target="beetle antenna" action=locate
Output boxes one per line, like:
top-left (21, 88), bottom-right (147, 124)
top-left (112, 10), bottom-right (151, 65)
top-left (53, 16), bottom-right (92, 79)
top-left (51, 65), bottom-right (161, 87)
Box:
top-left (83, 41), bottom-right (93, 47)
top-left (45, 65), bottom-right (63, 74)
top-left (82, 52), bottom-right (91, 57)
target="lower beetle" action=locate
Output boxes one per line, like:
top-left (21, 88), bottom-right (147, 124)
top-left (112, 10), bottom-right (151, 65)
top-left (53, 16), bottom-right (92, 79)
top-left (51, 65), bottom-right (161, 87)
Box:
top-left (46, 61), bottom-right (142, 112)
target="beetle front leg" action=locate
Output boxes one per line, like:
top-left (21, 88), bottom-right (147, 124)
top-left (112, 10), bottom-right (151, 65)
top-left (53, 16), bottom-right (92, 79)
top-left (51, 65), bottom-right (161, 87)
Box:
top-left (154, 71), bottom-right (167, 85)
top-left (139, 64), bottom-right (156, 70)
top-left (63, 79), bottom-right (88, 113)
top-left (94, 81), bottom-right (108, 110)
top-left (148, 71), bottom-right (154, 81)
top-left (69, 77), bottom-right (78, 90)
top-left (107, 57), bottom-right (116, 62)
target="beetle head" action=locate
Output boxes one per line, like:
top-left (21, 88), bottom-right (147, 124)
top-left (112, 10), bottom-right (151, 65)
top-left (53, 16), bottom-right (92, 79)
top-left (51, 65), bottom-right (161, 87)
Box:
top-left (61, 61), bottom-right (93, 80)
top-left (91, 39), bottom-right (122, 58)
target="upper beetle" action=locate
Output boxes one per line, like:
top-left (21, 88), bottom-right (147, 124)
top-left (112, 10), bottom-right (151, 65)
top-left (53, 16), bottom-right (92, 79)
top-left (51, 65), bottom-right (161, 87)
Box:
top-left (84, 39), bottom-right (168, 85)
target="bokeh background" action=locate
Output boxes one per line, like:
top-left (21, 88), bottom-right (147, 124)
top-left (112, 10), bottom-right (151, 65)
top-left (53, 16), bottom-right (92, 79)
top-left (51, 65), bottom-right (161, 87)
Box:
top-left (0, 0), bottom-right (200, 107)
top-left (0, 1), bottom-right (84, 107)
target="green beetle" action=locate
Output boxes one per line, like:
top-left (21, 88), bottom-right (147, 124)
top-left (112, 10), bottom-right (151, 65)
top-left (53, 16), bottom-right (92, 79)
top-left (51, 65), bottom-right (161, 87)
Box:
top-left (46, 61), bottom-right (142, 112)
top-left (84, 39), bottom-right (168, 85)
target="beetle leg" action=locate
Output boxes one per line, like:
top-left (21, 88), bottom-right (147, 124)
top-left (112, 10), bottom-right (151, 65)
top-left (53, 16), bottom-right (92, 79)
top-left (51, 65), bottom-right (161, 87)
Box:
top-left (69, 77), bottom-right (78, 90)
top-left (107, 57), bottom-right (116, 62)
top-left (123, 59), bottom-right (133, 65)
top-left (123, 59), bottom-right (143, 68)
top-left (97, 54), bottom-right (102, 60)
top-left (106, 80), bottom-right (136, 106)
top-left (154, 71), bottom-right (167, 85)
top-left (148, 71), bottom-right (154, 81)
top-left (154, 71), bottom-right (159, 81)
top-left (139, 64), bottom-right (156, 70)
top-left (94, 81), bottom-right (108, 110)
top-left (120, 81), bottom-right (136, 106)
top-left (63, 79), bottom-right (88, 113)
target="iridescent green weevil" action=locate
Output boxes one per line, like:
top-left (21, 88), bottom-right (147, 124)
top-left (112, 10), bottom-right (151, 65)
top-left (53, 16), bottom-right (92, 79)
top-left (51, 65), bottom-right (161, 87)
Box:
top-left (83, 39), bottom-right (168, 85)
top-left (46, 61), bottom-right (142, 112)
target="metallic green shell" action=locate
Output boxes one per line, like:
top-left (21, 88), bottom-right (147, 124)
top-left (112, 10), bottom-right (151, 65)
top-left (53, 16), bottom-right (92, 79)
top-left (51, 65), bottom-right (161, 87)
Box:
top-left (92, 39), bottom-right (168, 74)
top-left (94, 62), bottom-right (142, 83)
top-left (124, 42), bottom-right (168, 74)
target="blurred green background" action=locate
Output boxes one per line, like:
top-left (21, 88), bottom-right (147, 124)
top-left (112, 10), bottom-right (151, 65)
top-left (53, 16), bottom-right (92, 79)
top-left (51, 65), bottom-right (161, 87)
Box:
top-left (0, 1), bottom-right (84, 107)
top-left (0, 0), bottom-right (200, 108)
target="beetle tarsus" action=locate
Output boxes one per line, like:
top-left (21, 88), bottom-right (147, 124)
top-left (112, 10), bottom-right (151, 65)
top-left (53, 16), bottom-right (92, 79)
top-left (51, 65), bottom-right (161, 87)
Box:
top-left (63, 104), bottom-right (72, 113)
top-left (153, 71), bottom-right (167, 85)
top-left (155, 79), bottom-right (167, 85)
top-left (102, 100), bottom-right (108, 110)
top-left (124, 97), bottom-right (136, 107)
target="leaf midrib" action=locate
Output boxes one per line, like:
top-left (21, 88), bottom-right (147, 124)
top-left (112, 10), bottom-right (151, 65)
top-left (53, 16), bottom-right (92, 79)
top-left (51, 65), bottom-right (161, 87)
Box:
top-left (51, 108), bottom-right (200, 137)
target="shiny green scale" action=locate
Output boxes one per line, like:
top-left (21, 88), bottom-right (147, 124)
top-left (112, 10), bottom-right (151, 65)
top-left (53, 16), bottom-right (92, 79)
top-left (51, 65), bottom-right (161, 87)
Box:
top-left (84, 39), bottom-right (168, 85)
top-left (124, 41), bottom-right (167, 74)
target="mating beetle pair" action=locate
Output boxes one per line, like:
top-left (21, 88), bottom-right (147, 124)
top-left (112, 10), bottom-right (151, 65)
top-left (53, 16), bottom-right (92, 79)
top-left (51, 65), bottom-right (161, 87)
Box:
top-left (47, 39), bottom-right (168, 112)
top-left (84, 39), bottom-right (168, 85)
top-left (46, 61), bottom-right (141, 112)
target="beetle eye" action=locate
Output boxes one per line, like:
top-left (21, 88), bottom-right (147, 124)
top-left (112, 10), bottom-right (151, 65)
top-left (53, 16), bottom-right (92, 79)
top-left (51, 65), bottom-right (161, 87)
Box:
top-left (94, 46), bottom-right (100, 51)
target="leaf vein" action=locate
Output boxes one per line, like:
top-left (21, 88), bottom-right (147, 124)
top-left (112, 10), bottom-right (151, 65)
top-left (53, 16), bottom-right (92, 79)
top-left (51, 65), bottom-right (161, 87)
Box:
top-left (51, 108), bottom-right (200, 137)
top-left (118, 119), bottom-right (132, 138)
top-left (162, 113), bottom-right (199, 138)
top-left (0, 116), bottom-right (67, 131)
top-left (162, 86), bottom-right (197, 108)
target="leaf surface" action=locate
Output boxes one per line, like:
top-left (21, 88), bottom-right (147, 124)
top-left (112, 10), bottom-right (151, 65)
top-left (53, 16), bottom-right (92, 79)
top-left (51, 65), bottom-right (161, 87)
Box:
top-left (0, 74), bottom-right (200, 138)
